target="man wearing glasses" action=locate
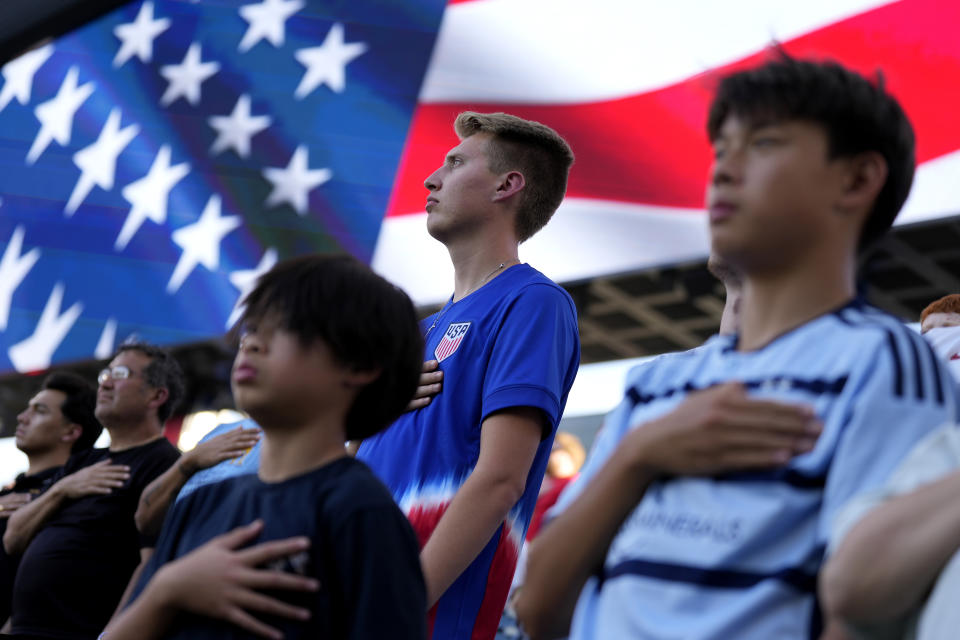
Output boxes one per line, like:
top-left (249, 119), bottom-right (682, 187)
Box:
top-left (3, 343), bottom-right (182, 640)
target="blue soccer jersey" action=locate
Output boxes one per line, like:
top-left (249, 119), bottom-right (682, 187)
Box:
top-left (357, 263), bottom-right (580, 640)
top-left (554, 300), bottom-right (959, 640)
top-left (177, 419), bottom-right (261, 502)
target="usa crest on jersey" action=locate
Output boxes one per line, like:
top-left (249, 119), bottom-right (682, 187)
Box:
top-left (435, 322), bottom-right (471, 362)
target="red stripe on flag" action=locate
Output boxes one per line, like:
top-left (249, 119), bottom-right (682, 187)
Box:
top-left (388, 0), bottom-right (960, 217)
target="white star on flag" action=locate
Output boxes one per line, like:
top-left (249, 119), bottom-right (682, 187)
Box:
top-left (113, 1), bottom-right (171, 68)
top-left (226, 248), bottom-right (278, 328)
top-left (208, 94), bottom-right (272, 158)
top-left (66, 108), bottom-right (140, 216)
top-left (237, 0), bottom-right (305, 53)
top-left (168, 194), bottom-right (242, 294)
top-left (117, 145), bottom-right (190, 250)
top-left (0, 225), bottom-right (41, 331)
top-left (293, 23), bottom-right (367, 98)
top-left (8, 283), bottom-right (83, 373)
top-left (0, 44), bottom-right (55, 113)
top-left (95, 317), bottom-right (118, 359)
top-left (262, 145), bottom-right (331, 215)
top-left (26, 67), bottom-right (95, 165)
top-left (159, 43), bottom-right (220, 106)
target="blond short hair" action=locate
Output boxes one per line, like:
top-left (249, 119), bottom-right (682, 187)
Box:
top-left (454, 112), bottom-right (574, 242)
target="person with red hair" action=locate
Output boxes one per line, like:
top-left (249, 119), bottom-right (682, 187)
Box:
top-left (920, 293), bottom-right (960, 386)
top-left (920, 294), bottom-right (960, 334)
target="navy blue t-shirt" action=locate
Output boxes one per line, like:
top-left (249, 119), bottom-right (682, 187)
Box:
top-left (131, 456), bottom-right (426, 639)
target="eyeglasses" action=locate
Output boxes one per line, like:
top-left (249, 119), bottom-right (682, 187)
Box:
top-left (98, 365), bottom-right (136, 385)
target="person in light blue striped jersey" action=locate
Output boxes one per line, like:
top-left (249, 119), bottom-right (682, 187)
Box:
top-left (516, 53), bottom-right (960, 640)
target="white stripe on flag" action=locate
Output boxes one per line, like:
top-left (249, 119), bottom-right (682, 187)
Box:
top-left (421, 0), bottom-right (894, 103)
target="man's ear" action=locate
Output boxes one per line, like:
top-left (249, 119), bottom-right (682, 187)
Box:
top-left (61, 423), bottom-right (82, 446)
top-left (147, 386), bottom-right (170, 411)
top-left (837, 151), bottom-right (887, 218)
top-left (492, 170), bottom-right (525, 203)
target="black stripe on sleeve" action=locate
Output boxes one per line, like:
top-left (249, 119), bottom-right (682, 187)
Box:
top-left (712, 467), bottom-right (826, 490)
top-left (600, 559), bottom-right (817, 593)
top-left (624, 375), bottom-right (847, 410)
top-left (885, 328), bottom-right (907, 398)
top-left (901, 325), bottom-right (926, 401)
top-left (863, 307), bottom-right (945, 406)
top-left (835, 309), bottom-right (905, 399)
top-left (909, 329), bottom-right (946, 406)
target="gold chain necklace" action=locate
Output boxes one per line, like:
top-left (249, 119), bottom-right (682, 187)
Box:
top-left (425, 261), bottom-right (516, 337)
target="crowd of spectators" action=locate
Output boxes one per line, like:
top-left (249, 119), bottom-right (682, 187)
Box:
top-left (1, 54), bottom-right (959, 640)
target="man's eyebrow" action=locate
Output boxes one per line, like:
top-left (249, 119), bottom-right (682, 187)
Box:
top-left (746, 117), bottom-right (784, 132)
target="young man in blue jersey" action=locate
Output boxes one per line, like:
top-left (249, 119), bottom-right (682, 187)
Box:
top-left (102, 254), bottom-right (428, 639)
top-left (516, 56), bottom-right (960, 640)
top-left (356, 112), bottom-right (580, 640)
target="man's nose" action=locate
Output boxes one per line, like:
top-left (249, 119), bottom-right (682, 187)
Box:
top-left (711, 150), bottom-right (742, 186)
top-left (424, 168), bottom-right (442, 191)
top-left (239, 333), bottom-right (263, 353)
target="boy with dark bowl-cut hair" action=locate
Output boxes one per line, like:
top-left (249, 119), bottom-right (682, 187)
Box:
top-left (517, 55), bottom-right (960, 640)
top-left (104, 254), bottom-right (427, 640)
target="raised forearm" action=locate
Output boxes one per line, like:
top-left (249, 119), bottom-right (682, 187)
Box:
top-left (102, 573), bottom-right (176, 640)
top-left (3, 483), bottom-right (68, 555)
top-left (516, 444), bottom-right (656, 640)
top-left (136, 461), bottom-right (191, 537)
top-left (420, 469), bottom-right (525, 607)
top-left (821, 470), bottom-right (960, 623)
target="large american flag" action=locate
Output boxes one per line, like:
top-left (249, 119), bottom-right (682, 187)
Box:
top-left (1, 0), bottom-right (959, 375)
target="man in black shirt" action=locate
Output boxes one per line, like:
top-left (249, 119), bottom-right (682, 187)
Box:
top-left (3, 344), bottom-right (184, 639)
top-left (0, 372), bottom-right (102, 627)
